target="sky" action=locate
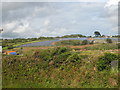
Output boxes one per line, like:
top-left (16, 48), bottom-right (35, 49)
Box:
top-left (1, 0), bottom-right (119, 38)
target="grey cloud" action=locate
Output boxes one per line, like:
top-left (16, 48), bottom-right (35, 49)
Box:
top-left (2, 2), bottom-right (118, 38)
top-left (2, 2), bottom-right (51, 23)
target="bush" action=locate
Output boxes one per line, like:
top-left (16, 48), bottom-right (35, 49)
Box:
top-left (106, 38), bottom-right (112, 43)
top-left (33, 47), bottom-right (71, 62)
top-left (53, 52), bottom-right (72, 63)
top-left (82, 40), bottom-right (88, 45)
top-left (55, 40), bottom-right (82, 46)
top-left (33, 50), bottom-right (52, 61)
top-left (97, 53), bottom-right (118, 71)
top-left (85, 43), bottom-right (118, 50)
top-left (33, 47), bottom-right (86, 68)
top-left (7, 46), bottom-right (14, 49)
top-left (50, 47), bottom-right (71, 55)
top-left (33, 47), bottom-right (88, 69)
top-left (66, 53), bottom-right (82, 63)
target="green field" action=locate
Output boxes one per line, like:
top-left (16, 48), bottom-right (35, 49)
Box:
top-left (55, 40), bottom-right (82, 46)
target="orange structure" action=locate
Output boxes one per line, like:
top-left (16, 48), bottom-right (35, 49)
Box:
top-left (3, 51), bottom-right (17, 55)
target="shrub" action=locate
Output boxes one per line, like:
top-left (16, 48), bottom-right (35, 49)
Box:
top-left (33, 47), bottom-right (71, 62)
top-left (97, 53), bottom-right (118, 71)
top-left (85, 43), bottom-right (118, 50)
top-left (53, 52), bottom-right (72, 63)
top-left (106, 38), bottom-right (112, 43)
top-left (55, 40), bottom-right (82, 46)
top-left (7, 46), bottom-right (14, 49)
top-left (82, 40), bottom-right (88, 45)
top-left (50, 47), bottom-right (72, 67)
top-left (66, 53), bottom-right (82, 63)
top-left (50, 47), bottom-right (71, 55)
top-left (33, 50), bottom-right (52, 61)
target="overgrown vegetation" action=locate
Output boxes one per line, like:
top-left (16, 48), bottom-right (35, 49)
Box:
top-left (97, 53), bottom-right (118, 71)
top-left (33, 47), bottom-right (85, 68)
top-left (2, 47), bottom-right (118, 88)
top-left (85, 43), bottom-right (118, 50)
top-left (55, 39), bottom-right (95, 46)
top-left (2, 34), bottom-right (119, 88)
top-left (55, 40), bottom-right (82, 46)
top-left (106, 38), bottom-right (112, 43)
top-left (81, 40), bottom-right (89, 45)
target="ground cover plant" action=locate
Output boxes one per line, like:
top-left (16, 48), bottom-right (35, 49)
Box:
top-left (85, 43), bottom-right (118, 50)
top-left (2, 46), bottom-right (119, 88)
top-left (97, 53), bottom-right (118, 71)
top-left (106, 38), bottom-right (113, 43)
top-left (1, 1), bottom-right (120, 88)
top-left (55, 40), bottom-right (82, 46)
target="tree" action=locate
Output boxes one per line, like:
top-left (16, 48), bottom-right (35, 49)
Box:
top-left (94, 31), bottom-right (101, 37)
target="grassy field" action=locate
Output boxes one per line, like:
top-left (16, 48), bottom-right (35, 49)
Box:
top-left (54, 40), bottom-right (82, 46)
top-left (85, 43), bottom-right (118, 50)
top-left (2, 41), bottom-right (119, 88)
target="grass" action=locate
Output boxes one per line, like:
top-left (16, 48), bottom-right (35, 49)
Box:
top-left (85, 43), bottom-right (118, 50)
top-left (55, 40), bottom-right (82, 46)
top-left (2, 38), bottom-right (119, 88)
top-left (2, 46), bottom-right (118, 88)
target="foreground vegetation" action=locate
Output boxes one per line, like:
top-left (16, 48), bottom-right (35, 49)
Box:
top-left (2, 35), bottom-right (119, 88)
top-left (3, 46), bottom-right (119, 88)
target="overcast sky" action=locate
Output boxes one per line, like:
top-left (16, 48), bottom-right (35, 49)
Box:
top-left (1, 0), bottom-right (119, 38)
